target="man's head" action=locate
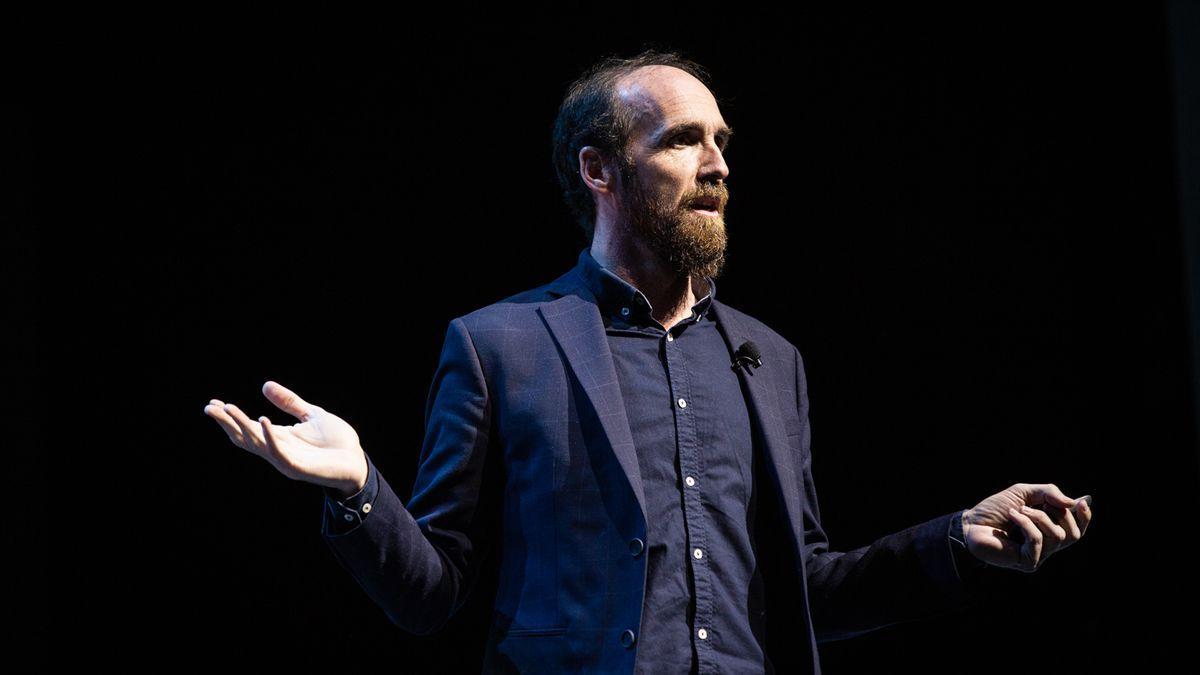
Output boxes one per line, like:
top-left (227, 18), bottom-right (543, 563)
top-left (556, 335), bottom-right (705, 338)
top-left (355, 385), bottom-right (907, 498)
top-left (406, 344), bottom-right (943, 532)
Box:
top-left (552, 50), bottom-right (733, 280)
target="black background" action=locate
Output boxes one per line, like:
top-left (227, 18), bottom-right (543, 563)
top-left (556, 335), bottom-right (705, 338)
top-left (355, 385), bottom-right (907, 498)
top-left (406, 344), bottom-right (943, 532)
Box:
top-left (27, 4), bottom-right (1199, 672)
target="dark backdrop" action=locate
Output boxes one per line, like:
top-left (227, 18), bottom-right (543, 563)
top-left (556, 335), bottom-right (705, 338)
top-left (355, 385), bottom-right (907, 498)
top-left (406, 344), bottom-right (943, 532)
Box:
top-left (33, 5), bottom-right (1198, 672)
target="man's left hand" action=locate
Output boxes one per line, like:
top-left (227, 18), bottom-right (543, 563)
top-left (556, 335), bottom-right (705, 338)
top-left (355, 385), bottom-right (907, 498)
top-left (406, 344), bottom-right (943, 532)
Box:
top-left (964, 483), bottom-right (1093, 573)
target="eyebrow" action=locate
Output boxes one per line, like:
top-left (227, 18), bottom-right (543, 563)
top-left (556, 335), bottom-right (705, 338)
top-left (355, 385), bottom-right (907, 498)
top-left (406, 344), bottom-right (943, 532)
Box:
top-left (653, 122), bottom-right (735, 147)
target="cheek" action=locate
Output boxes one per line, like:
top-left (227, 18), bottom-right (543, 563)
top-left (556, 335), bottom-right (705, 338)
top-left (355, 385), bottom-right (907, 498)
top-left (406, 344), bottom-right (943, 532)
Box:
top-left (639, 159), bottom-right (692, 205)
top-left (657, 174), bottom-right (690, 203)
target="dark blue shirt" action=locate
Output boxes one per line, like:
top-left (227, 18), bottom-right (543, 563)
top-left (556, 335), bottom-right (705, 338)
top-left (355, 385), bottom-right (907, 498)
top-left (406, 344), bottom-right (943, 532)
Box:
top-left (574, 248), bottom-right (767, 673)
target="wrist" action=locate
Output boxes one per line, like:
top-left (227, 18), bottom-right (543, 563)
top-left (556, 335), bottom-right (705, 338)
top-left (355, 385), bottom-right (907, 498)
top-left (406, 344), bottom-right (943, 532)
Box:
top-left (334, 482), bottom-right (362, 500)
top-left (949, 509), bottom-right (969, 548)
top-left (952, 509), bottom-right (989, 571)
top-left (333, 468), bottom-right (368, 500)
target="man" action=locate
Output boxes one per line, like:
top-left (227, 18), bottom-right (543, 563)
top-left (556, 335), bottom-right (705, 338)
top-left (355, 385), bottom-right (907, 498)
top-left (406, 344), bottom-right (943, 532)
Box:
top-left (203, 50), bottom-right (1093, 673)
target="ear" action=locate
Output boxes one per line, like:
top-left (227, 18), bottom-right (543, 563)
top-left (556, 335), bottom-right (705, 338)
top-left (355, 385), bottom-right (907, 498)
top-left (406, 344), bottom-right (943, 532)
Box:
top-left (578, 146), bottom-right (618, 196)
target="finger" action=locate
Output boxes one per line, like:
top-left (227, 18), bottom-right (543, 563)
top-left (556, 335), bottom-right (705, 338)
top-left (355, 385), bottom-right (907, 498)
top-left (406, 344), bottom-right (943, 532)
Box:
top-left (1053, 504), bottom-right (1082, 544)
top-left (224, 403), bottom-right (268, 457)
top-left (259, 415), bottom-right (298, 474)
top-left (1021, 505), bottom-right (1068, 552)
top-left (205, 401), bottom-right (246, 448)
top-left (1072, 494), bottom-right (1093, 536)
top-left (1008, 507), bottom-right (1043, 571)
top-left (262, 381), bottom-right (318, 422)
top-left (1024, 482), bottom-right (1078, 510)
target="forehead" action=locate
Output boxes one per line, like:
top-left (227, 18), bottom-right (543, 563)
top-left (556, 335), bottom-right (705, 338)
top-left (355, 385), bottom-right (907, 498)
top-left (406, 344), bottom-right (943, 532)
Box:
top-left (614, 65), bottom-right (728, 142)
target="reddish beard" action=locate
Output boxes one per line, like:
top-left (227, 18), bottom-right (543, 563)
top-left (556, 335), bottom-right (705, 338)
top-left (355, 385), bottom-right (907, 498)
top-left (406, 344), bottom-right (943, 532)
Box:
top-left (618, 163), bottom-right (729, 280)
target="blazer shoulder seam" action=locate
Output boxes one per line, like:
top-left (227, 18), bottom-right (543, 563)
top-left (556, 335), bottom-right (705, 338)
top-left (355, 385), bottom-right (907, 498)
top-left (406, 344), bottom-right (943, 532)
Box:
top-left (450, 316), bottom-right (496, 406)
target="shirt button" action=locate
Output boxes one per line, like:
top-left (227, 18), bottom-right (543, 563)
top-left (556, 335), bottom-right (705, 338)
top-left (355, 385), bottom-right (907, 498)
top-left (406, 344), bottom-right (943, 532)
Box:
top-left (628, 538), bottom-right (645, 557)
top-left (666, 332), bottom-right (674, 342)
top-left (620, 629), bottom-right (636, 648)
top-left (697, 628), bottom-right (708, 640)
top-left (343, 514), bottom-right (354, 522)
top-left (361, 502), bottom-right (371, 514)
top-left (693, 547), bottom-right (703, 560)
top-left (677, 398), bottom-right (687, 408)
top-left (620, 306), bottom-right (630, 317)
top-left (685, 476), bottom-right (696, 487)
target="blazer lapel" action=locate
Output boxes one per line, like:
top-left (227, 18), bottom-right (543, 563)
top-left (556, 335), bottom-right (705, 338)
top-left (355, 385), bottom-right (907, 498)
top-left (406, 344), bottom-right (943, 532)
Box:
top-left (709, 300), bottom-right (808, 562)
top-left (538, 264), bottom-right (650, 528)
top-left (533, 258), bottom-right (808, 555)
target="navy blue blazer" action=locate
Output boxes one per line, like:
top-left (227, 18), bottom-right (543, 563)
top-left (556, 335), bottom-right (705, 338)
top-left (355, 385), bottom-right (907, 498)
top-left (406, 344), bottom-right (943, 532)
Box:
top-left (321, 250), bottom-right (974, 673)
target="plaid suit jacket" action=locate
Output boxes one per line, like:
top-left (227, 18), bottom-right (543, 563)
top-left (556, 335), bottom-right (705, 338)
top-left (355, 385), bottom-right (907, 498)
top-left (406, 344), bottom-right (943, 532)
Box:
top-left (321, 249), bottom-right (973, 674)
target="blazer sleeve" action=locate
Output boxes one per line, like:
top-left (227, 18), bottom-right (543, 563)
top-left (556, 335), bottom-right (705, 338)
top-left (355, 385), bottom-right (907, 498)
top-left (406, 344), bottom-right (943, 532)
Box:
top-left (321, 316), bottom-right (501, 636)
top-left (790, 345), bottom-right (976, 642)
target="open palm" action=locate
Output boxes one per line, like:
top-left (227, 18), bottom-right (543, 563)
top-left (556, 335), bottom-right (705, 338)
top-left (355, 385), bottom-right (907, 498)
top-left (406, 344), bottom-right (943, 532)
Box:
top-left (204, 380), bottom-right (369, 496)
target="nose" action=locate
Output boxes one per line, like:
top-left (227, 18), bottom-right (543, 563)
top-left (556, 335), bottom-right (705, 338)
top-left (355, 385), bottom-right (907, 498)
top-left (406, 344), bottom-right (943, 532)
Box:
top-left (699, 138), bottom-right (729, 185)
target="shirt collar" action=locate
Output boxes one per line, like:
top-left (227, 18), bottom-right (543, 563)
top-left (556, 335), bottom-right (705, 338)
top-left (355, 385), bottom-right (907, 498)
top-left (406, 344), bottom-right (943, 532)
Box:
top-left (576, 247), bottom-right (716, 326)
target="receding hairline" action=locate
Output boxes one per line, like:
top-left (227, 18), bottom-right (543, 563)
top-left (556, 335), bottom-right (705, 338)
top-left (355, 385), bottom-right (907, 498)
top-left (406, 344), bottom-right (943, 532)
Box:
top-left (611, 65), bottom-right (730, 147)
top-left (613, 63), bottom-right (713, 97)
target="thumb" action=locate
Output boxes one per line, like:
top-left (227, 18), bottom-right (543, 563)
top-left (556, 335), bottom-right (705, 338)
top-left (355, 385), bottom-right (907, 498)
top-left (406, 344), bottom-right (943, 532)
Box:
top-left (262, 380), bottom-right (316, 422)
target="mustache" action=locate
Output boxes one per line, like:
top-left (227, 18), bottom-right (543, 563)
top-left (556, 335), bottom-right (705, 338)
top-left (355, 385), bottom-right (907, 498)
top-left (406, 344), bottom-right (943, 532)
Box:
top-left (682, 184), bottom-right (730, 209)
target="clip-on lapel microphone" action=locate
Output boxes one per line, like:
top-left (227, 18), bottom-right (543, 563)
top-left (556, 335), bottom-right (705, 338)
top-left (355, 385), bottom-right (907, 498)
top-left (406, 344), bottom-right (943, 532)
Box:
top-left (731, 341), bottom-right (763, 373)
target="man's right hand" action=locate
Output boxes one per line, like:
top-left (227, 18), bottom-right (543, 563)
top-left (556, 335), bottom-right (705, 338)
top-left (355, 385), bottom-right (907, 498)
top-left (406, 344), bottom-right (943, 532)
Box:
top-left (204, 380), bottom-right (369, 498)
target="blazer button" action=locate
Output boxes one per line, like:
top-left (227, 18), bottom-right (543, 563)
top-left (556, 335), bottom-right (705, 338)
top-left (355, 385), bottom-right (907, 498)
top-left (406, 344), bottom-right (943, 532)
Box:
top-left (628, 538), bottom-right (644, 557)
top-left (620, 629), bottom-right (636, 648)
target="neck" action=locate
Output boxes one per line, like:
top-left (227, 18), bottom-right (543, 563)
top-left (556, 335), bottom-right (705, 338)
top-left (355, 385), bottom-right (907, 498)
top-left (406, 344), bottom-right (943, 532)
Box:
top-left (590, 233), bottom-right (708, 331)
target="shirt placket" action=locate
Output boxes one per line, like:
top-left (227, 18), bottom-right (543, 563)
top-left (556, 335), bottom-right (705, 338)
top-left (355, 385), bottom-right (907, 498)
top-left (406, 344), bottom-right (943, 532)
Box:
top-left (662, 322), bottom-right (718, 673)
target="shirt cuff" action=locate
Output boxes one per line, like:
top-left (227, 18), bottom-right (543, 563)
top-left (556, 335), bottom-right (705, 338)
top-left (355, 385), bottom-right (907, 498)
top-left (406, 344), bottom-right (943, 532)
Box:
top-left (321, 452), bottom-right (379, 538)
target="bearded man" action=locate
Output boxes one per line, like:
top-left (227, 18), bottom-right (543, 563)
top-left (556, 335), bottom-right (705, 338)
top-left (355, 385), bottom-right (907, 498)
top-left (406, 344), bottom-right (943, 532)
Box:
top-left (204, 49), bottom-right (1093, 674)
